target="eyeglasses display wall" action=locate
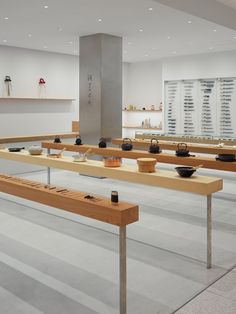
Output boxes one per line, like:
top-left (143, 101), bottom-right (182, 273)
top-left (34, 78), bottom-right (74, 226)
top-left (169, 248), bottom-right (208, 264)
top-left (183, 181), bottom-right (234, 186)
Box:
top-left (164, 78), bottom-right (236, 138)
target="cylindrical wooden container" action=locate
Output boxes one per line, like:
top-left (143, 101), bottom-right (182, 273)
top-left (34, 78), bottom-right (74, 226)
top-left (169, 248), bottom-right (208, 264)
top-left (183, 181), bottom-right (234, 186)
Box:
top-left (137, 158), bottom-right (157, 173)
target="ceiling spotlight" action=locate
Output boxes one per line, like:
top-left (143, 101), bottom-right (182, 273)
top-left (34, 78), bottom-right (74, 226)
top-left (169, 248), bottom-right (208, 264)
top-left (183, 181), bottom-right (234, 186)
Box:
top-left (234, 36), bottom-right (236, 39)
top-left (187, 20), bottom-right (192, 24)
top-left (43, 45), bottom-right (47, 49)
top-left (44, 5), bottom-right (49, 9)
top-left (58, 27), bottom-right (63, 31)
top-left (209, 47), bottom-right (213, 50)
top-left (2, 39), bottom-right (7, 43)
top-left (98, 18), bottom-right (102, 22)
top-left (145, 54), bottom-right (149, 57)
top-left (148, 7), bottom-right (153, 11)
top-left (28, 33), bottom-right (32, 37)
top-left (69, 41), bottom-right (73, 44)
top-left (173, 51), bottom-right (177, 54)
top-left (213, 29), bottom-right (217, 32)
top-left (167, 36), bottom-right (171, 40)
top-left (4, 17), bottom-right (9, 20)
top-left (139, 29), bottom-right (143, 32)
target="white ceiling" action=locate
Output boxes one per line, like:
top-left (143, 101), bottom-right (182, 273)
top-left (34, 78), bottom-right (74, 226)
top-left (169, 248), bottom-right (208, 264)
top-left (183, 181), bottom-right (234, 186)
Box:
top-left (1, 0), bottom-right (236, 62)
top-left (216, 0), bottom-right (236, 10)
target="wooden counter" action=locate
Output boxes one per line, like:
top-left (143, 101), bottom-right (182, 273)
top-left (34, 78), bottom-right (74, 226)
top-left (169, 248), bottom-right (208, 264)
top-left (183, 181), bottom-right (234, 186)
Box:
top-left (0, 149), bottom-right (222, 195)
top-left (0, 132), bottom-right (79, 144)
top-left (41, 142), bottom-right (236, 172)
top-left (112, 138), bottom-right (236, 155)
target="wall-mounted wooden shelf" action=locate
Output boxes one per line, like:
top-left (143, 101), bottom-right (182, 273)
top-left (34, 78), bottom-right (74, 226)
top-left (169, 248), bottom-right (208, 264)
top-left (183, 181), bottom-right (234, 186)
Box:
top-left (122, 110), bottom-right (162, 112)
top-left (0, 97), bottom-right (76, 101)
top-left (123, 126), bottom-right (162, 130)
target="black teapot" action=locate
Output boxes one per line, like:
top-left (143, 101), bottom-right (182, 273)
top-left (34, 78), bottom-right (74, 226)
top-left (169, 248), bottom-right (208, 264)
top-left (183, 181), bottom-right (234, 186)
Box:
top-left (98, 138), bottom-right (107, 148)
top-left (54, 136), bottom-right (61, 143)
top-left (121, 138), bottom-right (133, 151)
top-left (175, 143), bottom-right (190, 157)
top-left (149, 138), bottom-right (161, 154)
top-left (75, 136), bottom-right (82, 145)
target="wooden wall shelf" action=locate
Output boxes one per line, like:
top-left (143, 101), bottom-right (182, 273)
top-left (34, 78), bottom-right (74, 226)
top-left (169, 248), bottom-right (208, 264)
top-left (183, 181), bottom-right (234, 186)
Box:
top-left (122, 110), bottom-right (162, 112)
top-left (123, 126), bottom-right (162, 130)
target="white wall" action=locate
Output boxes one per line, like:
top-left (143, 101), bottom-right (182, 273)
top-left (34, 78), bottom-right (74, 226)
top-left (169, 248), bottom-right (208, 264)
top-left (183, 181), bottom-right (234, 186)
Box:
top-left (124, 60), bottom-right (162, 107)
top-left (0, 45), bottom-right (79, 174)
top-left (162, 50), bottom-right (236, 81)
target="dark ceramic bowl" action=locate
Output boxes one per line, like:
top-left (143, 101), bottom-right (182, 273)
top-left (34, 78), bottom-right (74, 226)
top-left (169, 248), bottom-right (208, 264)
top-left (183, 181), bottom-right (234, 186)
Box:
top-left (175, 166), bottom-right (196, 178)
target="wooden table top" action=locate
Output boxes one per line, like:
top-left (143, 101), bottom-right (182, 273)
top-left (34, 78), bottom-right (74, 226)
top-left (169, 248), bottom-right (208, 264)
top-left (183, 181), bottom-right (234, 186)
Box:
top-left (41, 141), bottom-right (236, 172)
top-left (0, 149), bottom-right (223, 195)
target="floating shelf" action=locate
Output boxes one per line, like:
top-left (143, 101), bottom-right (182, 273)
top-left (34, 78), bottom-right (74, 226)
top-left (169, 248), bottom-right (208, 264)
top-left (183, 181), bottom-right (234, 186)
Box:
top-left (122, 110), bottom-right (162, 112)
top-left (0, 97), bottom-right (76, 101)
top-left (123, 126), bottom-right (162, 130)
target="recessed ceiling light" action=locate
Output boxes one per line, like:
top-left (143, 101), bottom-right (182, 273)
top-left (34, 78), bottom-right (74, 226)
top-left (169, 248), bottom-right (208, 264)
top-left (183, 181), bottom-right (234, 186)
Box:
top-left (145, 54), bottom-right (149, 57)
top-left (43, 45), bottom-right (47, 49)
top-left (148, 7), bottom-right (153, 11)
top-left (128, 42), bottom-right (132, 45)
top-left (98, 18), bottom-right (102, 22)
top-left (139, 29), bottom-right (143, 32)
top-left (167, 36), bottom-right (171, 40)
top-left (152, 47), bottom-right (157, 50)
top-left (44, 5), bottom-right (49, 9)
top-left (4, 17), bottom-right (9, 20)
top-left (2, 39), bottom-right (7, 43)
top-left (69, 41), bottom-right (73, 44)
top-left (209, 47), bottom-right (213, 50)
top-left (187, 20), bottom-right (192, 24)
top-left (173, 51), bottom-right (177, 54)
top-left (28, 33), bottom-right (32, 37)
top-left (234, 36), bottom-right (236, 39)
top-left (58, 27), bottom-right (63, 31)
top-left (213, 29), bottom-right (217, 32)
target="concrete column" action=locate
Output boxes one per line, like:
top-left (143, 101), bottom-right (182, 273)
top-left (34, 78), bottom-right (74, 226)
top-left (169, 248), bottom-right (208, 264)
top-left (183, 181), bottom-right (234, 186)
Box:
top-left (79, 33), bottom-right (122, 144)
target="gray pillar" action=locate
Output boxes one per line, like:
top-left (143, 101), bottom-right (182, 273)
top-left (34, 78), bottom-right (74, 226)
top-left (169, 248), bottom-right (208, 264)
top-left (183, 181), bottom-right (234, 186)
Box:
top-left (79, 33), bottom-right (122, 144)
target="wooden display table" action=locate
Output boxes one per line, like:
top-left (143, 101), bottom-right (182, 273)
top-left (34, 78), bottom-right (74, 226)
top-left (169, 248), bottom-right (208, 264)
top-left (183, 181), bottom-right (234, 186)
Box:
top-left (41, 142), bottom-right (236, 172)
top-left (112, 138), bottom-right (236, 155)
top-left (0, 132), bottom-right (79, 144)
top-left (0, 148), bottom-right (223, 268)
top-left (135, 134), bottom-right (236, 146)
top-left (0, 173), bottom-right (138, 314)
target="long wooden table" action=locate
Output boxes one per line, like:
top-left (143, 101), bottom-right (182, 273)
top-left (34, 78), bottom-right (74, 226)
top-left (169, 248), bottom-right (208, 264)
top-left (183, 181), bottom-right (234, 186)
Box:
top-left (42, 141), bottom-right (236, 172)
top-left (135, 134), bottom-right (236, 145)
top-left (0, 173), bottom-right (138, 314)
top-left (112, 138), bottom-right (236, 155)
top-left (0, 148), bottom-right (223, 268)
top-left (0, 132), bottom-right (79, 144)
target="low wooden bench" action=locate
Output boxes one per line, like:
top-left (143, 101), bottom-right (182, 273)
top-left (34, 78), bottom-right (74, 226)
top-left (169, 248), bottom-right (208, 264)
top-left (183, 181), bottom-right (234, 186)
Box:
top-left (41, 141), bottom-right (236, 172)
top-left (0, 173), bottom-right (138, 314)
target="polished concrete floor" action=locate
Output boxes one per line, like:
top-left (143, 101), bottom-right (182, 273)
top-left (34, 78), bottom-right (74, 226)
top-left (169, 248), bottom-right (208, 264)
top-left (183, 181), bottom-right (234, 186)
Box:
top-left (0, 163), bottom-right (235, 313)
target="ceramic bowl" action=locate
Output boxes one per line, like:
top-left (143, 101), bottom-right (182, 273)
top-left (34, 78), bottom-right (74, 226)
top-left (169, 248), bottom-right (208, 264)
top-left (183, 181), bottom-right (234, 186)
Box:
top-left (28, 145), bottom-right (43, 155)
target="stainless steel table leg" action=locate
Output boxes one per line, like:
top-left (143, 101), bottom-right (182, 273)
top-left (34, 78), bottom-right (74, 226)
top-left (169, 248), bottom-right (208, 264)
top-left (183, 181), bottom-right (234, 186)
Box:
top-left (119, 226), bottom-right (127, 314)
top-left (47, 148), bottom-right (51, 185)
top-left (207, 194), bottom-right (212, 269)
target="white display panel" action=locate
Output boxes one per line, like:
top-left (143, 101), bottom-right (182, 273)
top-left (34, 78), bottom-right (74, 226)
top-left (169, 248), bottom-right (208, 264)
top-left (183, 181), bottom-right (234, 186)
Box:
top-left (164, 78), bottom-right (236, 138)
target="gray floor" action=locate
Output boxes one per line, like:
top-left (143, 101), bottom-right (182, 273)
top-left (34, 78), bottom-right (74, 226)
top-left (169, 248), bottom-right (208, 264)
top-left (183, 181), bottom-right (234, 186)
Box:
top-left (0, 163), bottom-right (235, 313)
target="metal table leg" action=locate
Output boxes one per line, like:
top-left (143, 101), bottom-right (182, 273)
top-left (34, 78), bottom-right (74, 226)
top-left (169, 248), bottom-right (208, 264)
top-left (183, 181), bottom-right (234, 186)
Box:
top-left (119, 226), bottom-right (127, 314)
top-left (47, 148), bottom-right (51, 185)
top-left (207, 194), bottom-right (212, 269)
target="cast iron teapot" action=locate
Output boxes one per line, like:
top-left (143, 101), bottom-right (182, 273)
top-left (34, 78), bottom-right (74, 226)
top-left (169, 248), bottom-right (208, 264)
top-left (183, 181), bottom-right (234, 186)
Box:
top-left (175, 143), bottom-right (190, 157)
top-left (98, 138), bottom-right (107, 148)
top-left (54, 136), bottom-right (61, 143)
top-left (149, 138), bottom-right (161, 154)
top-left (75, 136), bottom-right (82, 145)
top-left (121, 138), bottom-right (133, 151)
